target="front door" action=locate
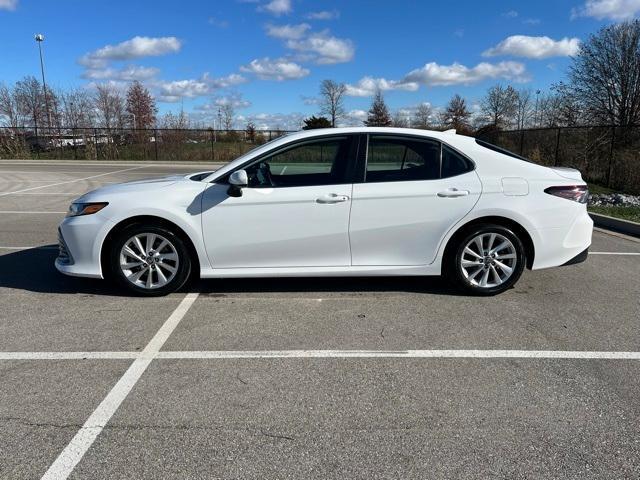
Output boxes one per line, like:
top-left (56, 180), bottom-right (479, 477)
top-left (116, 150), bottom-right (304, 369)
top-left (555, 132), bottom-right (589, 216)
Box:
top-left (201, 135), bottom-right (357, 268)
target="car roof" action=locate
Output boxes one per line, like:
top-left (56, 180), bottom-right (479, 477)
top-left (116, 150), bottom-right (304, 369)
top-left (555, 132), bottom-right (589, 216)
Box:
top-left (205, 127), bottom-right (478, 182)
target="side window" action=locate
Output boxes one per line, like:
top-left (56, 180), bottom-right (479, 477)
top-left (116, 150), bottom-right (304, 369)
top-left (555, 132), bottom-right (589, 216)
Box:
top-left (245, 137), bottom-right (352, 188)
top-left (441, 145), bottom-right (473, 178)
top-left (366, 136), bottom-right (440, 183)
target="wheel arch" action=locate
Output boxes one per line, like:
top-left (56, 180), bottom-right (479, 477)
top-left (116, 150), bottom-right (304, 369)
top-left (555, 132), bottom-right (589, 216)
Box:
top-left (442, 215), bottom-right (535, 270)
top-left (100, 215), bottom-right (201, 279)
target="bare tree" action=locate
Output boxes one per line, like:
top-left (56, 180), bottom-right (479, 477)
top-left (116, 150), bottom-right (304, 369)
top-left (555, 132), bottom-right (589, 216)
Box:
top-left (94, 84), bottom-right (125, 130)
top-left (319, 79), bottom-right (346, 127)
top-left (364, 89), bottom-right (392, 127)
top-left (0, 83), bottom-right (26, 127)
top-left (392, 111), bottom-right (410, 128)
top-left (514, 89), bottom-right (533, 130)
top-left (440, 94), bottom-right (472, 133)
top-left (412, 103), bottom-right (432, 129)
top-left (220, 103), bottom-right (235, 130)
top-left (126, 81), bottom-right (157, 129)
top-left (480, 84), bottom-right (518, 129)
top-left (568, 19), bottom-right (640, 126)
top-left (14, 76), bottom-right (46, 131)
top-left (60, 88), bottom-right (95, 128)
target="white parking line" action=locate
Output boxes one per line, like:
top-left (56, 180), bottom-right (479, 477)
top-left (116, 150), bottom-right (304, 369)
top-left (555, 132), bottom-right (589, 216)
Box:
top-left (1, 349), bottom-right (639, 361)
top-left (40, 292), bottom-right (199, 480)
top-left (590, 251), bottom-right (640, 255)
top-left (0, 166), bottom-right (146, 197)
top-left (0, 211), bottom-right (66, 214)
top-left (0, 352), bottom-right (139, 360)
top-left (156, 349), bottom-right (640, 360)
top-left (0, 246), bottom-right (57, 250)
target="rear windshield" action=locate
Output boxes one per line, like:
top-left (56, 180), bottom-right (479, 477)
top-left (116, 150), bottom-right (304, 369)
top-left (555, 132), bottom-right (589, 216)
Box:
top-left (475, 138), bottom-right (531, 163)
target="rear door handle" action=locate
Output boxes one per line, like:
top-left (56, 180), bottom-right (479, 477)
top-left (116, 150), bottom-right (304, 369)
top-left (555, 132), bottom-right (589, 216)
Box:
top-left (437, 188), bottom-right (469, 198)
top-left (316, 193), bottom-right (349, 204)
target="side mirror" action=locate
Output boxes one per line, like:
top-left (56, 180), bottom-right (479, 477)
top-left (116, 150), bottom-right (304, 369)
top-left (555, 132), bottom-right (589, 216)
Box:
top-left (227, 169), bottom-right (248, 197)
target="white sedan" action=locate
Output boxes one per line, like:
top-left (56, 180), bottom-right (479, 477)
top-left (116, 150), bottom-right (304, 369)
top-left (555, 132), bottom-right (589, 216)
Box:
top-left (56, 127), bottom-right (593, 296)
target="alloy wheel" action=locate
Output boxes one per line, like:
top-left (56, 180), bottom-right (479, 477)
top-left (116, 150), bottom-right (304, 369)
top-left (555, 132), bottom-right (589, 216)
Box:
top-left (119, 233), bottom-right (180, 290)
top-left (460, 232), bottom-right (517, 288)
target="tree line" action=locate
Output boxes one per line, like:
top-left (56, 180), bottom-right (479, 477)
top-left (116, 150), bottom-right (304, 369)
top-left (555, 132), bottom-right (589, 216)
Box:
top-left (2, 20), bottom-right (640, 135)
top-left (306, 20), bottom-right (640, 133)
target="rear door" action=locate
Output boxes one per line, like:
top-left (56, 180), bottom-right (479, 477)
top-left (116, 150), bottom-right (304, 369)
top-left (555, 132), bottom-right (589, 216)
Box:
top-left (349, 134), bottom-right (481, 266)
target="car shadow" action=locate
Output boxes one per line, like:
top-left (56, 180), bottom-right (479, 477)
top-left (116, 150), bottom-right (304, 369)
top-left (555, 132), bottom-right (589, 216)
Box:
top-left (0, 246), bottom-right (464, 296)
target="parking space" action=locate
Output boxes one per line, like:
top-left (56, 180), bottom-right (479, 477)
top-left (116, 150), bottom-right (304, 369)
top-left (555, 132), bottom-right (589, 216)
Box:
top-left (1, 161), bottom-right (639, 479)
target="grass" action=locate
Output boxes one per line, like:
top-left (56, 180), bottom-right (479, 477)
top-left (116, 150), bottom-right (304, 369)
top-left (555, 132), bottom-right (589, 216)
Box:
top-left (588, 206), bottom-right (640, 223)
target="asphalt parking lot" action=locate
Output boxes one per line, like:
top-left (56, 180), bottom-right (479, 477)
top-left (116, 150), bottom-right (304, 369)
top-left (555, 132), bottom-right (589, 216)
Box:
top-left (1, 160), bottom-right (639, 479)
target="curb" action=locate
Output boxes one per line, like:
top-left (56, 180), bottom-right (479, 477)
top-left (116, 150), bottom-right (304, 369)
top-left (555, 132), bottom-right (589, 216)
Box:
top-left (589, 212), bottom-right (640, 238)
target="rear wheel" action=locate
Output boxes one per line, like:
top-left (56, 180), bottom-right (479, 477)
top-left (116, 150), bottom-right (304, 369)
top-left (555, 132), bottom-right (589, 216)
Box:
top-left (109, 224), bottom-right (192, 296)
top-left (447, 224), bottom-right (526, 295)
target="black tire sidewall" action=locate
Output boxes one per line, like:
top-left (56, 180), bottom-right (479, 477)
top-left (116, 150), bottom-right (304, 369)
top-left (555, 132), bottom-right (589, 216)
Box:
top-left (450, 224), bottom-right (526, 296)
top-left (109, 224), bottom-right (191, 296)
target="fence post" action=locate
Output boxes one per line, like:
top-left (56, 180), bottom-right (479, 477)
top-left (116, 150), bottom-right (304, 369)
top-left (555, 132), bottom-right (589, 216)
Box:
top-left (210, 129), bottom-right (214, 161)
top-left (154, 129), bottom-right (159, 161)
top-left (519, 129), bottom-right (524, 155)
top-left (606, 125), bottom-right (616, 188)
top-left (73, 127), bottom-right (77, 160)
top-left (554, 128), bottom-right (561, 166)
top-left (93, 128), bottom-right (98, 160)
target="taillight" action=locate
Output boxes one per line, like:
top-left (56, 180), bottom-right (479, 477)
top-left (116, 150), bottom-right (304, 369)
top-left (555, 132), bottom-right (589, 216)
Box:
top-left (544, 185), bottom-right (588, 204)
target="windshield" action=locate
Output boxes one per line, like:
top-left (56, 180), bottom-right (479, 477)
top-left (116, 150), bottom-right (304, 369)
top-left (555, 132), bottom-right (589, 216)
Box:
top-left (475, 138), bottom-right (531, 163)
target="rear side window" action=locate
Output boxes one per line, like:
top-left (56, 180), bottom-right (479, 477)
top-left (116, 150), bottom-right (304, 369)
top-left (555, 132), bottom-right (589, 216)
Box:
top-left (475, 138), bottom-right (530, 162)
top-left (441, 145), bottom-right (473, 178)
top-left (366, 136), bottom-right (440, 182)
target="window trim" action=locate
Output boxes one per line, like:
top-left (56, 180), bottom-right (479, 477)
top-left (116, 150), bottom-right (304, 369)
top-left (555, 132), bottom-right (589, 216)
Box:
top-left (362, 133), bottom-right (475, 184)
top-left (220, 133), bottom-right (359, 188)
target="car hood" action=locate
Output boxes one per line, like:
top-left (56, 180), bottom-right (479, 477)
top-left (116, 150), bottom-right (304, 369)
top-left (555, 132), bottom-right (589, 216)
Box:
top-left (77, 174), bottom-right (188, 201)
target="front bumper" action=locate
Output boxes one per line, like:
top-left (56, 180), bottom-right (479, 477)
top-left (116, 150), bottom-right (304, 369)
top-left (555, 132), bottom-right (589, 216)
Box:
top-left (55, 214), bottom-right (112, 279)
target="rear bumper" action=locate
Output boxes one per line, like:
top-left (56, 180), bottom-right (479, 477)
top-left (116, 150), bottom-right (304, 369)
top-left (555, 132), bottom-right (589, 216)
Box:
top-left (561, 247), bottom-right (589, 266)
top-left (531, 209), bottom-right (593, 270)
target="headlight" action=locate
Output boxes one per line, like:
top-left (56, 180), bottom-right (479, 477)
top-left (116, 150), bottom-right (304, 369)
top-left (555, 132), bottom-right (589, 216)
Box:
top-left (66, 202), bottom-right (109, 217)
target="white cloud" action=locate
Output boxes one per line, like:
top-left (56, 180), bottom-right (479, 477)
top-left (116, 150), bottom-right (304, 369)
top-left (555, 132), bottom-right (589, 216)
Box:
top-left (503, 10), bottom-right (519, 17)
top-left (196, 93), bottom-right (252, 110)
top-left (244, 112), bottom-right (305, 130)
top-left (483, 35), bottom-right (580, 59)
top-left (0, 0), bottom-right (17, 10)
top-left (523, 18), bottom-right (541, 25)
top-left (265, 23), bottom-right (310, 40)
top-left (345, 76), bottom-right (419, 97)
top-left (155, 73), bottom-right (247, 102)
top-left (81, 65), bottom-right (160, 81)
top-left (260, 0), bottom-right (292, 16)
top-left (403, 61), bottom-right (529, 86)
top-left (305, 10), bottom-right (340, 20)
top-left (340, 109), bottom-right (368, 126)
top-left (240, 57), bottom-right (309, 81)
top-left (208, 73), bottom-right (247, 89)
top-left (571, 0), bottom-right (640, 19)
top-left (286, 31), bottom-right (355, 64)
top-left (79, 36), bottom-right (182, 68)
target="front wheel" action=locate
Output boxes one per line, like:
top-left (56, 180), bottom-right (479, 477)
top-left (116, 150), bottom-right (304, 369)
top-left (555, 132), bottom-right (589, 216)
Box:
top-left (109, 224), bottom-right (192, 296)
top-left (447, 225), bottom-right (526, 296)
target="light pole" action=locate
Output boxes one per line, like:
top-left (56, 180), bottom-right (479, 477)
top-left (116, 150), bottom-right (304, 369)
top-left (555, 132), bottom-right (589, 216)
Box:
top-left (34, 34), bottom-right (51, 129)
top-left (534, 89), bottom-right (541, 128)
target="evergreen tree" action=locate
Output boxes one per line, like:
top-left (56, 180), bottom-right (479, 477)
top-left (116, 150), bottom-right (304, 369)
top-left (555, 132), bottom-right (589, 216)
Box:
top-left (302, 115), bottom-right (332, 129)
top-left (364, 90), bottom-right (392, 127)
top-left (125, 81), bottom-right (157, 129)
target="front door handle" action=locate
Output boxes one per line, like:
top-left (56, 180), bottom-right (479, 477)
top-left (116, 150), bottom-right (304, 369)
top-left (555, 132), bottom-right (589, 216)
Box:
top-left (316, 193), bottom-right (349, 204)
top-left (437, 188), bottom-right (470, 198)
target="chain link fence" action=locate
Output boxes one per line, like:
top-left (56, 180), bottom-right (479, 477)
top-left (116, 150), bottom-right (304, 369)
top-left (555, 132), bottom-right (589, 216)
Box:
top-left (478, 126), bottom-right (640, 195)
top-left (0, 127), bottom-right (294, 163)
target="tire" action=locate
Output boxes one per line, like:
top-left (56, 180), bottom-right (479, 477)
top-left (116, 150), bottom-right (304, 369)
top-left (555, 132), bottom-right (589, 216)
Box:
top-left (446, 224), bottom-right (526, 296)
top-left (109, 224), bottom-right (192, 296)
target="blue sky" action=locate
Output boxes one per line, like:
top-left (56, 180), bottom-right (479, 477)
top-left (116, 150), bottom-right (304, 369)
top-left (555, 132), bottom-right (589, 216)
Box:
top-left (0, 0), bottom-right (636, 128)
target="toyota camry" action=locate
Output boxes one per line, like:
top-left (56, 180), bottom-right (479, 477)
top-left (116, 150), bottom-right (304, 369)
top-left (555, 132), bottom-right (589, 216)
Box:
top-left (56, 127), bottom-right (593, 296)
